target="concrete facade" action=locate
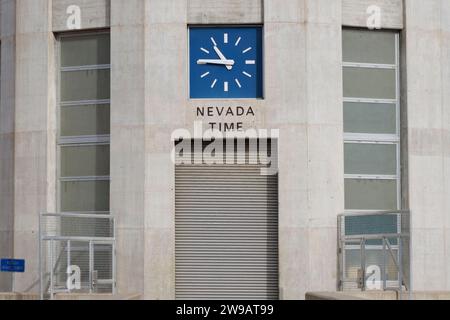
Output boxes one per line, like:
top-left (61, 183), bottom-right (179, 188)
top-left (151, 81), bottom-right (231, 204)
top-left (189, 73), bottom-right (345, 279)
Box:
top-left (0, 0), bottom-right (449, 299)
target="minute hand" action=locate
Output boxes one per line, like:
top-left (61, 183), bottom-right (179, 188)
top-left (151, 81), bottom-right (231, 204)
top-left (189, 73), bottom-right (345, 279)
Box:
top-left (197, 59), bottom-right (235, 66)
top-left (213, 46), bottom-right (233, 71)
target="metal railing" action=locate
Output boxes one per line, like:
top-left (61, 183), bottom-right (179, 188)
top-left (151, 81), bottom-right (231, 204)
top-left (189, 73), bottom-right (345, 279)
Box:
top-left (39, 213), bottom-right (116, 300)
top-left (337, 211), bottom-right (411, 299)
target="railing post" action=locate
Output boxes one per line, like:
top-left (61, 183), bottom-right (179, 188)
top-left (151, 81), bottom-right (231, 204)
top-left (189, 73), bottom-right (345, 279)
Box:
top-left (382, 237), bottom-right (386, 291)
top-left (50, 239), bottom-right (54, 300)
top-left (89, 240), bottom-right (93, 294)
top-left (360, 238), bottom-right (366, 291)
top-left (398, 234), bottom-right (403, 300)
top-left (39, 213), bottom-right (43, 300)
top-left (112, 241), bottom-right (117, 295)
top-left (67, 240), bottom-right (71, 293)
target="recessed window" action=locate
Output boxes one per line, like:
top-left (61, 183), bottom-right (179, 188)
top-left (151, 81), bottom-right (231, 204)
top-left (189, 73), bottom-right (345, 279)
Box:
top-left (58, 33), bottom-right (111, 214)
top-left (343, 29), bottom-right (400, 213)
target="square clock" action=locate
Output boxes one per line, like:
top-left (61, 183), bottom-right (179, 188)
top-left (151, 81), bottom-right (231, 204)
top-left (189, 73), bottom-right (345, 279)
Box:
top-left (189, 26), bottom-right (263, 99)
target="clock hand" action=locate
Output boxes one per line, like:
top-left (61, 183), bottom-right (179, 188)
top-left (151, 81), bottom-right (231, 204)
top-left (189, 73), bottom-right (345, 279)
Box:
top-left (213, 46), bottom-right (233, 71)
top-left (197, 59), bottom-right (235, 66)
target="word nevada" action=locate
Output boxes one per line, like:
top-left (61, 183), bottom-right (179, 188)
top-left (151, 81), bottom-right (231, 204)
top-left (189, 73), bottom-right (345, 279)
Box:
top-left (196, 106), bottom-right (255, 117)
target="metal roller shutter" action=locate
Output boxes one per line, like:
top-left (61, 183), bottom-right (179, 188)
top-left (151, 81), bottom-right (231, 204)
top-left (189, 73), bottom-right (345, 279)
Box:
top-left (175, 140), bottom-right (279, 300)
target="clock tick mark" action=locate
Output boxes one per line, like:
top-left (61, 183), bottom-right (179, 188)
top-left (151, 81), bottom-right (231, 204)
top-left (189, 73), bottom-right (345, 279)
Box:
top-left (245, 60), bottom-right (256, 65)
top-left (235, 37), bottom-right (241, 46)
top-left (235, 78), bottom-right (242, 88)
top-left (200, 47), bottom-right (210, 54)
top-left (211, 79), bottom-right (217, 88)
top-left (243, 47), bottom-right (252, 54)
top-left (211, 37), bottom-right (217, 46)
top-left (224, 33), bottom-right (228, 44)
top-left (201, 72), bottom-right (210, 78)
top-left (243, 71), bottom-right (252, 78)
top-left (224, 81), bottom-right (229, 92)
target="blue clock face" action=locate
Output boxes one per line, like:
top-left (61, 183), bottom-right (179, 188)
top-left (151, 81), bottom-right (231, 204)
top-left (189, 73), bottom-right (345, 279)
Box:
top-left (189, 26), bottom-right (263, 99)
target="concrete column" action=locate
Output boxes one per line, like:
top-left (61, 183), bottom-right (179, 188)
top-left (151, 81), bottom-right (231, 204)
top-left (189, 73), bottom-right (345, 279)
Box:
top-left (404, 0), bottom-right (450, 291)
top-left (144, 0), bottom-right (187, 299)
top-left (441, 0), bottom-right (450, 291)
top-left (13, 0), bottom-right (55, 292)
top-left (0, 0), bottom-right (16, 292)
top-left (265, 0), bottom-right (344, 299)
top-left (110, 0), bottom-right (146, 296)
top-left (304, 0), bottom-right (343, 295)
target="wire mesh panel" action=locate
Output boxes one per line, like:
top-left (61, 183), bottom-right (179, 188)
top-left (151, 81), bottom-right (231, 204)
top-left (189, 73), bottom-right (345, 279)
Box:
top-left (338, 211), bottom-right (410, 294)
top-left (39, 213), bottom-right (115, 299)
top-left (43, 214), bottom-right (114, 238)
top-left (93, 243), bottom-right (114, 293)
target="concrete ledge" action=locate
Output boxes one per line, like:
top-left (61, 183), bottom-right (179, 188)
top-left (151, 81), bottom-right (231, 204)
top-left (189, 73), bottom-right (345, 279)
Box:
top-left (0, 293), bottom-right (141, 300)
top-left (54, 293), bottom-right (142, 300)
top-left (306, 292), bottom-right (367, 300)
top-left (0, 293), bottom-right (39, 300)
top-left (307, 291), bottom-right (450, 300)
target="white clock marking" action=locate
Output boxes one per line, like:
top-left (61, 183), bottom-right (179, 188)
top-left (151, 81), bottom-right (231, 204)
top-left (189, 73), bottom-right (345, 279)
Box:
top-left (211, 79), bottom-right (218, 88)
top-left (200, 47), bottom-right (210, 54)
top-left (201, 71), bottom-right (210, 78)
top-left (245, 60), bottom-right (255, 65)
top-left (235, 37), bottom-right (241, 46)
top-left (243, 71), bottom-right (252, 78)
top-left (235, 78), bottom-right (242, 88)
top-left (224, 33), bottom-right (228, 44)
top-left (224, 81), bottom-right (229, 92)
top-left (211, 37), bottom-right (217, 46)
top-left (243, 47), bottom-right (252, 54)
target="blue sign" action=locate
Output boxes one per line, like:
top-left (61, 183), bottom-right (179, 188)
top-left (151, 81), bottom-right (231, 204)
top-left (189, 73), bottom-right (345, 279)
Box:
top-left (189, 26), bottom-right (263, 99)
top-left (1, 259), bottom-right (25, 273)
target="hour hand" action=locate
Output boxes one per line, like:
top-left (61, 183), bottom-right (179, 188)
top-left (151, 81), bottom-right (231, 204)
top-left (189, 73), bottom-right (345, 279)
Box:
top-left (197, 59), bottom-right (235, 66)
top-left (213, 46), bottom-right (233, 70)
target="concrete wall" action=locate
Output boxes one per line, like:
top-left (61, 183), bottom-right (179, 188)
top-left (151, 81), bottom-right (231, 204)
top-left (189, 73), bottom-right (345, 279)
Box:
top-left (404, 0), bottom-right (450, 291)
top-left (104, 0), bottom-right (346, 299)
top-left (188, 0), bottom-right (262, 24)
top-left (342, 0), bottom-right (403, 28)
top-left (1, 0), bottom-right (450, 299)
top-left (110, 0), bottom-right (146, 297)
top-left (263, 0), bottom-right (344, 298)
top-left (52, 0), bottom-right (110, 32)
top-left (11, 0), bottom-right (56, 292)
